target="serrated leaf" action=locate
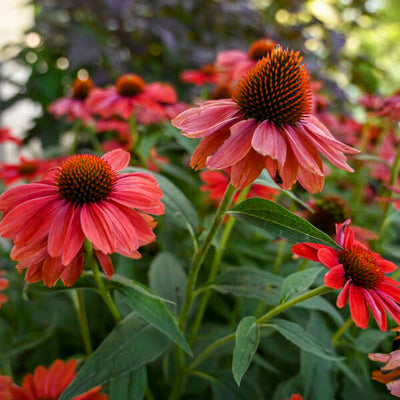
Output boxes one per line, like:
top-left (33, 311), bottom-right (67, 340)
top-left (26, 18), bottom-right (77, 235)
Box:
top-left (280, 267), bottom-right (323, 303)
top-left (117, 285), bottom-right (192, 356)
top-left (124, 167), bottom-right (198, 240)
top-left (228, 198), bottom-right (339, 248)
top-left (232, 316), bottom-right (260, 386)
top-left (267, 319), bottom-right (343, 361)
top-left (212, 267), bottom-right (283, 305)
top-left (60, 313), bottom-right (169, 400)
top-left (109, 366), bottom-right (147, 400)
top-left (148, 252), bottom-right (187, 313)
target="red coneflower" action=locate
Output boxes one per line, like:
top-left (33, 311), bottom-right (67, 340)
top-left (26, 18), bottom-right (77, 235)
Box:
top-left (181, 64), bottom-right (219, 86)
top-left (173, 47), bottom-right (358, 192)
top-left (0, 157), bottom-right (62, 186)
top-left (0, 127), bottom-right (23, 146)
top-left (87, 73), bottom-right (177, 123)
top-left (216, 38), bottom-right (277, 83)
top-left (200, 168), bottom-right (277, 205)
top-left (0, 359), bottom-right (108, 400)
top-left (0, 271), bottom-right (9, 307)
top-left (292, 220), bottom-right (400, 331)
top-left (0, 149), bottom-right (164, 287)
top-left (369, 350), bottom-right (400, 397)
top-left (48, 77), bottom-right (95, 124)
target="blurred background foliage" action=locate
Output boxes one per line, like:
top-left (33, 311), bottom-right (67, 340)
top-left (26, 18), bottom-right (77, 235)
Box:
top-left (1, 0), bottom-right (400, 147)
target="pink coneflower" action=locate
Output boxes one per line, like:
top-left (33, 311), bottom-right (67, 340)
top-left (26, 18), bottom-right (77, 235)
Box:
top-left (0, 359), bottom-right (108, 400)
top-left (292, 220), bottom-right (400, 331)
top-left (369, 350), bottom-right (400, 397)
top-left (216, 38), bottom-right (277, 83)
top-left (181, 64), bottom-right (219, 86)
top-left (173, 47), bottom-right (358, 192)
top-left (0, 156), bottom-right (61, 186)
top-left (200, 168), bottom-right (277, 205)
top-left (87, 73), bottom-right (177, 123)
top-left (0, 127), bottom-right (22, 146)
top-left (0, 271), bottom-right (9, 307)
top-left (0, 149), bottom-right (164, 287)
top-left (48, 77), bottom-right (95, 124)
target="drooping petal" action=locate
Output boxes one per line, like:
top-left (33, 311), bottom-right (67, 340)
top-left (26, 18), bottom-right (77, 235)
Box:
top-left (61, 251), bottom-right (85, 287)
top-left (317, 247), bottom-right (339, 269)
top-left (324, 265), bottom-right (345, 289)
top-left (251, 120), bottom-right (287, 164)
top-left (349, 284), bottom-right (369, 329)
top-left (42, 257), bottom-right (65, 288)
top-left (62, 206), bottom-right (85, 266)
top-left (230, 149), bottom-right (264, 190)
top-left (291, 243), bottom-right (327, 262)
top-left (362, 289), bottom-right (387, 331)
top-left (94, 250), bottom-right (114, 278)
top-left (337, 280), bottom-right (351, 308)
top-left (207, 119), bottom-right (257, 170)
top-left (102, 149), bottom-right (130, 172)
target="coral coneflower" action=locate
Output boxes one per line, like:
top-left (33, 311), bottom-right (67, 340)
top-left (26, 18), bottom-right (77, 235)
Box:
top-left (173, 47), bottom-right (358, 192)
top-left (200, 168), bottom-right (277, 205)
top-left (369, 350), bottom-right (400, 397)
top-left (0, 359), bottom-right (108, 400)
top-left (181, 64), bottom-right (219, 85)
top-left (48, 77), bottom-right (95, 124)
top-left (87, 73), bottom-right (177, 123)
top-left (0, 127), bottom-right (22, 146)
top-left (0, 149), bottom-right (164, 287)
top-left (292, 220), bottom-right (400, 331)
top-left (0, 271), bottom-right (9, 307)
top-left (216, 38), bottom-right (277, 83)
top-left (0, 157), bottom-right (61, 186)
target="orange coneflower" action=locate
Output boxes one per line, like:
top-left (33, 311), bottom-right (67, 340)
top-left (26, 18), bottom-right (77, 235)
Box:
top-left (173, 47), bottom-right (358, 192)
top-left (87, 73), bottom-right (177, 123)
top-left (48, 77), bottom-right (95, 124)
top-left (0, 149), bottom-right (164, 287)
top-left (0, 359), bottom-right (108, 400)
top-left (292, 220), bottom-right (400, 331)
top-left (216, 38), bottom-right (277, 83)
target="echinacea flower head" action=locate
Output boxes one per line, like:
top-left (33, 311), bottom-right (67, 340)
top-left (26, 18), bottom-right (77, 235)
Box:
top-left (216, 38), bottom-right (276, 83)
top-left (0, 359), bottom-right (108, 400)
top-left (0, 270), bottom-right (9, 307)
top-left (87, 73), bottom-right (177, 123)
top-left (173, 47), bottom-right (358, 192)
top-left (200, 168), bottom-right (277, 205)
top-left (0, 149), bottom-right (164, 287)
top-left (48, 77), bottom-right (95, 124)
top-left (292, 220), bottom-right (400, 331)
top-left (181, 64), bottom-right (219, 85)
top-left (306, 195), bottom-right (351, 237)
top-left (369, 350), bottom-right (400, 397)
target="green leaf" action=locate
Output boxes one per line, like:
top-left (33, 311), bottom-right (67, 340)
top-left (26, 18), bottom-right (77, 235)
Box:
top-left (228, 198), bottom-right (339, 248)
top-left (125, 167), bottom-right (198, 240)
top-left (280, 267), bottom-right (323, 303)
top-left (60, 313), bottom-right (169, 400)
top-left (117, 285), bottom-right (192, 356)
top-left (295, 297), bottom-right (344, 326)
top-left (148, 252), bottom-right (187, 313)
top-left (109, 366), bottom-right (147, 400)
top-left (267, 319), bottom-right (343, 361)
top-left (212, 267), bottom-right (283, 305)
top-left (232, 316), bottom-right (260, 386)
top-left (255, 171), bottom-right (314, 212)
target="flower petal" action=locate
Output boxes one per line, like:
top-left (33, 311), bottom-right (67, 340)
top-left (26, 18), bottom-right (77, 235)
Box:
top-left (324, 265), bottom-right (345, 289)
top-left (349, 284), bottom-right (369, 329)
top-left (102, 149), bottom-right (130, 172)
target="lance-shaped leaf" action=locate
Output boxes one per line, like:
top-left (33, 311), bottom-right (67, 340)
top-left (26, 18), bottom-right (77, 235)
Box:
top-left (232, 316), bottom-right (260, 386)
top-left (60, 313), bottom-right (169, 400)
top-left (228, 198), bottom-right (340, 248)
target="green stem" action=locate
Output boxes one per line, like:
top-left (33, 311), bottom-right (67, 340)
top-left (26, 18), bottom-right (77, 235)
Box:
top-left (71, 119), bottom-right (82, 155)
top-left (188, 187), bottom-right (249, 344)
top-left (87, 125), bottom-right (101, 153)
top-left (332, 316), bottom-right (353, 345)
top-left (73, 289), bottom-right (93, 355)
top-left (178, 183), bottom-right (237, 331)
top-left (129, 115), bottom-right (147, 167)
top-left (273, 240), bottom-right (286, 274)
top-left (188, 285), bottom-right (333, 371)
top-left (84, 241), bottom-right (121, 324)
top-left (376, 140), bottom-right (400, 242)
